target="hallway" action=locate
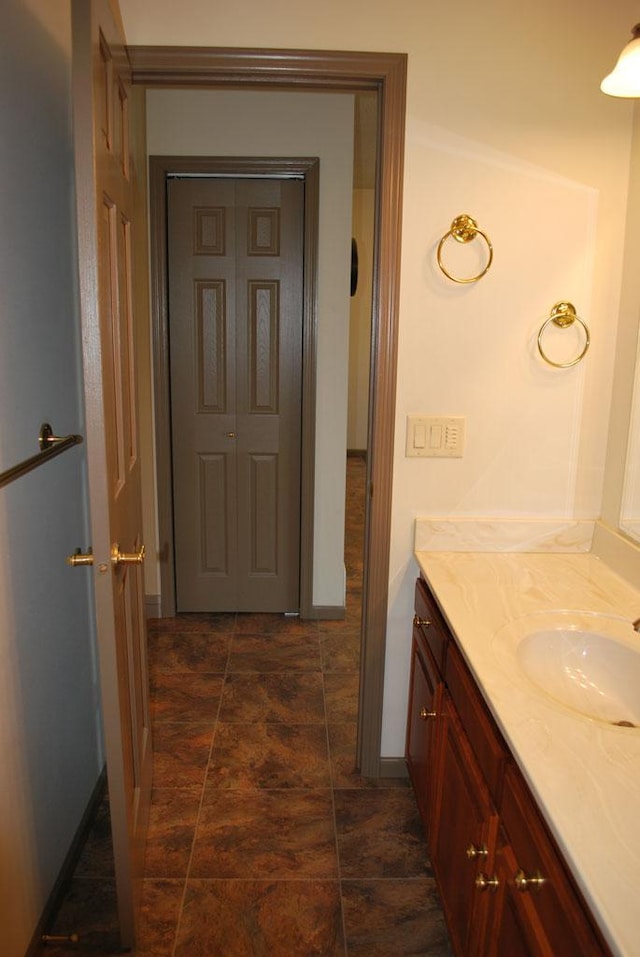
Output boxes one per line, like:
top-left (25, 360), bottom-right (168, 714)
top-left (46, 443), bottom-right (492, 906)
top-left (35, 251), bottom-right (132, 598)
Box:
top-left (48, 457), bottom-right (451, 955)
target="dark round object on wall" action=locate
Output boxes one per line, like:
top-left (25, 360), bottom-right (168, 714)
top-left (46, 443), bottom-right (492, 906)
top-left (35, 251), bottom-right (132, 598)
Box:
top-left (350, 238), bottom-right (359, 296)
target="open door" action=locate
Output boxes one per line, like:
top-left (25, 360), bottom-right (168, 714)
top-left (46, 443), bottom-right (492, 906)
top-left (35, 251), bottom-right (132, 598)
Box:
top-left (71, 0), bottom-right (152, 946)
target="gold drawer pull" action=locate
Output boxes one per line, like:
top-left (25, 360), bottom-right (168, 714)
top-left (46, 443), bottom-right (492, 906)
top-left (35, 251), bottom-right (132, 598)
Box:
top-left (466, 843), bottom-right (489, 860)
top-left (413, 615), bottom-right (432, 629)
top-left (475, 873), bottom-right (500, 892)
top-left (419, 707), bottom-right (437, 720)
top-left (515, 869), bottom-right (546, 892)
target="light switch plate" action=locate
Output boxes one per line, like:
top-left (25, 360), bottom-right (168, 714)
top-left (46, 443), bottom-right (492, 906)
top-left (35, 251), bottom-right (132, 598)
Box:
top-left (406, 416), bottom-right (465, 457)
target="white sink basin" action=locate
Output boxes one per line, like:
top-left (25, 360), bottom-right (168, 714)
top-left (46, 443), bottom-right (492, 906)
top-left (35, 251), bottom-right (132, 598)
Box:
top-left (494, 611), bottom-right (640, 726)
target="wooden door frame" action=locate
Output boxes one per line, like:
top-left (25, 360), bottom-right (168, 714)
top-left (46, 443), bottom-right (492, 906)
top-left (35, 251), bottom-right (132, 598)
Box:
top-left (131, 47), bottom-right (406, 778)
top-left (149, 155), bottom-right (319, 619)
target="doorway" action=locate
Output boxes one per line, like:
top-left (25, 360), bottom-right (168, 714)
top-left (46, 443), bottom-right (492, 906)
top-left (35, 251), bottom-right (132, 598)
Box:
top-left (167, 173), bottom-right (305, 613)
top-left (134, 48), bottom-right (407, 778)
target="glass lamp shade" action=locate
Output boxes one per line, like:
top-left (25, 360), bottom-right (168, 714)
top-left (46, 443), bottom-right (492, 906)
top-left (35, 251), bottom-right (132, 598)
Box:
top-left (601, 26), bottom-right (640, 97)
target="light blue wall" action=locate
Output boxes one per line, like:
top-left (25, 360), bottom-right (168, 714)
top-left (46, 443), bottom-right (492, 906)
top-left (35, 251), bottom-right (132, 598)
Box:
top-left (0, 2), bottom-right (102, 953)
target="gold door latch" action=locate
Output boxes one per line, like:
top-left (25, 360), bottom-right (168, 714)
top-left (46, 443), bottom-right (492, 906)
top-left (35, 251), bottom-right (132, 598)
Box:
top-left (111, 543), bottom-right (146, 566)
top-left (67, 548), bottom-right (94, 567)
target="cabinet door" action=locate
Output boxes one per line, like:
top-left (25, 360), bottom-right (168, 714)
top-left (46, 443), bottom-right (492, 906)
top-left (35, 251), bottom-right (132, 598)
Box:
top-left (489, 836), bottom-right (545, 957)
top-left (431, 694), bottom-right (499, 957)
top-left (498, 766), bottom-right (611, 957)
top-left (405, 635), bottom-right (442, 837)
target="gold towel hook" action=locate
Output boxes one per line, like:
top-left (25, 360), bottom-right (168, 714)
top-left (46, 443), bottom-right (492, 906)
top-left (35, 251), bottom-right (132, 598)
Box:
top-left (436, 214), bottom-right (494, 284)
top-left (537, 302), bottom-right (590, 368)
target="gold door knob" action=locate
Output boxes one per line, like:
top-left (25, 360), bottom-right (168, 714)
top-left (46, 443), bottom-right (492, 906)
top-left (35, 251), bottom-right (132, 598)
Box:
top-left (419, 707), bottom-right (437, 720)
top-left (514, 869), bottom-right (546, 892)
top-left (67, 549), bottom-right (94, 567)
top-left (475, 873), bottom-right (500, 892)
top-left (111, 543), bottom-right (145, 566)
top-left (413, 615), bottom-right (432, 629)
top-left (466, 843), bottom-right (489, 860)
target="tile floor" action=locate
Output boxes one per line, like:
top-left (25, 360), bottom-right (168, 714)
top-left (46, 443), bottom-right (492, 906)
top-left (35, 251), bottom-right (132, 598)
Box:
top-left (47, 457), bottom-right (452, 956)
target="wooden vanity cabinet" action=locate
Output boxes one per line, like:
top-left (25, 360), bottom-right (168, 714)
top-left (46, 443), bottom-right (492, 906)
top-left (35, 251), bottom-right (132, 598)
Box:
top-left (407, 577), bottom-right (612, 957)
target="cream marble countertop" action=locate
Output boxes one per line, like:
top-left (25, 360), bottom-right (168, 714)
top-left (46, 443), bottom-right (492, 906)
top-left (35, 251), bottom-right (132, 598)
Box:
top-left (414, 550), bottom-right (640, 957)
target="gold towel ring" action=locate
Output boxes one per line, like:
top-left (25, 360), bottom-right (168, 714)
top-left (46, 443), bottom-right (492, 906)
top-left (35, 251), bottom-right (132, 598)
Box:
top-left (537, 302), bottom-right (590, 368)
top-left (436, 214), bottom-right (494, 284)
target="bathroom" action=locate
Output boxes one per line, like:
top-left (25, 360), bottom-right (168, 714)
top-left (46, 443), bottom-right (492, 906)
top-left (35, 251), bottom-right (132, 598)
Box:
top-left (2, 0), bottom-right (640, 954)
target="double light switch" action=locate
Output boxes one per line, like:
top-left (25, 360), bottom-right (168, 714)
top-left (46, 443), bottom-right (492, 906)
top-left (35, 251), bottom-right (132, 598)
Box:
top-left (406, 416), bottom-right (465, 458)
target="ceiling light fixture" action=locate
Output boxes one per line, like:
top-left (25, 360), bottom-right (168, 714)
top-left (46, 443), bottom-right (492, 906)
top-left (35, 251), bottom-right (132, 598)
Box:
top-left (601, 23), bottom-right (640, 97)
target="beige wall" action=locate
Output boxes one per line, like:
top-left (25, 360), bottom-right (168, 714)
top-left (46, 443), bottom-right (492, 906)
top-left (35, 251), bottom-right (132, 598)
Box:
top-left (120, 0), bottom-right (640, 755)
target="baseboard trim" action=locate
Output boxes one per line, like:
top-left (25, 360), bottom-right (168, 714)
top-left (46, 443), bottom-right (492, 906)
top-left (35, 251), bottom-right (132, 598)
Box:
top-left (378, 756), bottom-right (408, 779)
top-left (145, 596), bottom-right (343, 621)
top-left (26, 767), bottom-right (108, 957)
top-left (145, 594), bottom-right (162, 619)
top-left (306, 604), bottom-right (346, 620)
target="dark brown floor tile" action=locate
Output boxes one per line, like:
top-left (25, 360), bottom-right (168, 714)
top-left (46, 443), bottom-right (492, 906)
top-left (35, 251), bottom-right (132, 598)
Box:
top-left (235, 613), bottom-right (319, 635)
top-left (207, 722), bottom-right (331, 789)
top-left (328, 725), bottom-right (411, 791)
top-left (46, 879), bottom-right (121, 954)
top-left (152, 723), bottom-right (214, 788)
top-left (190, 789), bottom-right (338, 878)
top-left (334, 789), bottom-right (430, 878)
top-left (328, 723), bottom-right (371, 789)
top-left (324, 672), bottom-right (360, 722)
top-left (320, 630), bottom-right (361, 671)
top-left (175, 879), bottom-right (345, 956)
top-left (319, 605), bottom-right (362, 631)
top-left (148, 631), bottom-right (231, 674)
top-left (137, 879), bottom-right (185, 956)
top-left (228, 631), bottom-right (321, 672)
top-left (144, 788), bottom-right (201, 878)
top-left (150, 672), bottom-right (224, 724)
top-left (218, 672), bottom-right (325, 723)
top-left (148, 613), bottom-right (236, 634)
top-left (341, 879), bottom-right (452, 956)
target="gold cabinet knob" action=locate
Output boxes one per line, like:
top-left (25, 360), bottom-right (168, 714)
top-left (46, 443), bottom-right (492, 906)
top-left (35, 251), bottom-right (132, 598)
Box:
top-left (475, 873), bottom-right (500, 892)
top-left (111, 543), bottom-right (145, 566)
top-left (67, 549), bottom-right (94, 567)
top-left (419, 707), bottom-right (437, 720)
top-left (514, 869), bottom-right (545, 892)
top-left (413, 615), bottom-right (432, 629)
top-left (466, 843), bottom-right (489, 860)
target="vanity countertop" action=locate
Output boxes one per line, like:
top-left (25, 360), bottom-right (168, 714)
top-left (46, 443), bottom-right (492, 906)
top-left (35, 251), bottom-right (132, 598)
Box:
top-left (414, 549), bottom-right (640, 957)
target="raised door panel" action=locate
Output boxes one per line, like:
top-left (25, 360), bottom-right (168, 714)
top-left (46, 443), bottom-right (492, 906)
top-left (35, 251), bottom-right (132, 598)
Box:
top-left (235, 179), bottom-right (303, 612)
top-left (499, 766), bottom-right (611, 957)
top-left (168, 179), bottom-right (237, 610)
top-left (432, 694), bottom-right (499, 957)
top-left (405, 635), bottom-right (442, 837)
top-left (489, 837), bottom-right (545, 957)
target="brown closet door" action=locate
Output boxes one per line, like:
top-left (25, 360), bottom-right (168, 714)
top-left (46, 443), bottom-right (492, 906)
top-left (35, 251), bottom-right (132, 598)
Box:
top-left (168, 177), bottom-right (303, 612)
